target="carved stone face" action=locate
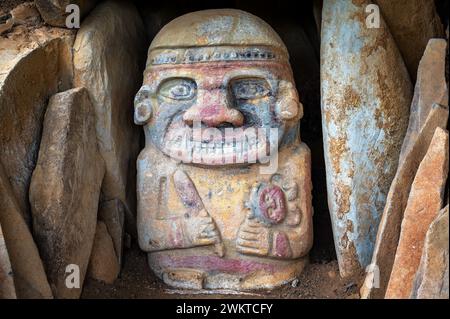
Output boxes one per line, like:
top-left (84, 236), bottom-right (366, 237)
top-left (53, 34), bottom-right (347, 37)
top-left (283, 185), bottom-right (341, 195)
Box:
top-left (135, 41), bottom-right (302, 167)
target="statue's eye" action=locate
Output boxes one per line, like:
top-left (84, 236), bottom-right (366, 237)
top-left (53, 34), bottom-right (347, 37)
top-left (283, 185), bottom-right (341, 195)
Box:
top-left (231, 78), bottom-right (270, 100)
top-left (159, 78), bottom-right (196, 100)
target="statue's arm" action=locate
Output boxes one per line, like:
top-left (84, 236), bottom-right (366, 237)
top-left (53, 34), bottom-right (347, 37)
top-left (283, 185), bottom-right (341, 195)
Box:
top-left (137, 169), bottom-right (221, 253)
top-left (138, 213), bottom-right (220, 252)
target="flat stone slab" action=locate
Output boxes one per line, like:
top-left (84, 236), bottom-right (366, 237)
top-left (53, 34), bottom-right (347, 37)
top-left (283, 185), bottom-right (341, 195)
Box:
top-left (29, 87), bottom-right (104, 298)
top-left (98, 199), bottom-right (125, 267)
top-left (400, 39), bottom-right (448, 161)
top-left (87, 221), bottom-right (120, 284)
top-left (0, 221), bottom-right (16, 299)
top-left (411, 205), bottom-right (449, 299)
top-left (0, 163), bottom-right (53, 299)
top-left (385, 128), bottom-right (448, 298)
top-left (361, 38), bottom-right (448, 299)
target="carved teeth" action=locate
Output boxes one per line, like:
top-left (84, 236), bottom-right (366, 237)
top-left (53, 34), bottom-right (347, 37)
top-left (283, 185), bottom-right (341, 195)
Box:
top-left (215, 144), bottom-right (223, 157)
top-left (224, 145), bottom-right (233, 155)
top-left (165, 137), bottom-right (269, 163)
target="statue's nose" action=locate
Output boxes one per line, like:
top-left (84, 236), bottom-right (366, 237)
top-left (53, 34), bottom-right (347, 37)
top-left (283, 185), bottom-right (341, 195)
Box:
top-left (183, 90), bottom-right (244, 127)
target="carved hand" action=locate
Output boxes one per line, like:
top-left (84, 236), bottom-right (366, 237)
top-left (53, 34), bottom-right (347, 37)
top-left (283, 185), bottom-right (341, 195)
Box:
top-left (183, 209), bottom-right (221, 246)
top-left (236, 214), bottom-right (270, 256)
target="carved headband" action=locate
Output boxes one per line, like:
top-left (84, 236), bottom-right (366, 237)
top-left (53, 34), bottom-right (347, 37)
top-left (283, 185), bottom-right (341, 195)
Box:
top-left (147, 45), bottom-right (289, 66)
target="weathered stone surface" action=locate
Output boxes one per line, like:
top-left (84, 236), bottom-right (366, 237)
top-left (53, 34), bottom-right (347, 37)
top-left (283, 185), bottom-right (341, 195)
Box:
top-left (10, 2), bottom-right (41, 25)
top-left (0, 28), bottom-right (74, 224)
top-left (29, 87), bottom-right (104, 299)
top-left (87, 221), bottom-right (120, 284)
top-left (0, 2), bottom-right (41, 34)
top-left (0, 18), bottom-right (14, 35)
top-left (35, 0), bottom-right (98, 27)
top-left (0, 222), bottom-right (16, 299)
top-left (362, 37), bottom-right (448, 300)
top-left (0, 163), bottom-right (53, 299)
top-left (98, 199), bottom-right (125, 266)
top-left (385, 128), bottom-right (449, 299)
top-left (375, 0), bottom-right (443, 81)
top-left (400, 39), bottom-right (448, 161)
top-left (411, 205), bottom-right (449, 299)
top-left (321, 0), bottom-right (412, 277)
top-left (73, 0), bottom-right (146, 219)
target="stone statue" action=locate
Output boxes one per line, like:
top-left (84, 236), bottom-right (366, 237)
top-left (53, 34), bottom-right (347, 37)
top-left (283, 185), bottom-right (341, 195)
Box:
top-left (134, 9), bottom-right (313, 290)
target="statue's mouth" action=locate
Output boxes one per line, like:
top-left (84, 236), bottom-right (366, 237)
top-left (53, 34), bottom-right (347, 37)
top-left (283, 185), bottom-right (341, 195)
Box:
top-left (160, 125), bottom-right (281, 166)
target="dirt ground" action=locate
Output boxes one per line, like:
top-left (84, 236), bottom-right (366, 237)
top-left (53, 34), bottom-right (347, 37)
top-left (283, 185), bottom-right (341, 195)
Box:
top-left (81, 243), bottom-right (364, 299)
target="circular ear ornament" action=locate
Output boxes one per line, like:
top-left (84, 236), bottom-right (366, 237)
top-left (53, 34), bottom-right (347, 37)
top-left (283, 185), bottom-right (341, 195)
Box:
top-left (275, 81), bottom-right (303, 121)
top-left (134, 85), bottom-right (152, 125)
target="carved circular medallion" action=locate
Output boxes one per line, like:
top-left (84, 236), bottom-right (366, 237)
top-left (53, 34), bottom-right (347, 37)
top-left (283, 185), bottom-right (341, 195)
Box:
top-left (258, 185), bottom-right (286, 224)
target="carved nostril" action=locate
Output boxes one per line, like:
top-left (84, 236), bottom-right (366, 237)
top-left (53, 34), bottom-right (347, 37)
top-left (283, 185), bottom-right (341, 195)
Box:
top-left (226, 108), bottom-right (244, 127)
top-left (216, 122), bottom-right (235, 129)
top-left (183, 104), bottom-right (244, 128)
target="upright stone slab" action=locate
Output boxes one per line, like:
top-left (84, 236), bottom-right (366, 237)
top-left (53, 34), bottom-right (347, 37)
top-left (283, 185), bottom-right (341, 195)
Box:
top-left (400, 39), bottom-right (448, 161)
top-left (73, 0), bottom-right (146, 216)
top-left (0, 222), bottom-right (16, 299)
top-left (98, 199), bottom-right (125, 266)
top-left (385, 128), bottom-right (449, 299)
top-left (0, 29), bottom-right (74, 224)
top-left (87, 221), bottom-right (120, 284)
top-left (411, 205), bottom-right (449, 299)
top-left (375, 0), bottom-right (443, 81)
top-left (321, 0), bottom-right (412, 277)
top-left (0, 163), bottom-right (53, 299)
top-left (361, 104), bottom-right (448, 298)
top-left (35, 0), bottom-right (98, 27)
top-left (362, 37), bottom-right (448, 299)
top-left (29, 88), bottom-right (104, 299)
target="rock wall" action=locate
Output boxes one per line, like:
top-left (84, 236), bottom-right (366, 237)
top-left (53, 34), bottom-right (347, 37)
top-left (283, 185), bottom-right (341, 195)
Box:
top-left (0, 29), bottom-right (75, 224)
top-left (73, 0), bottom-right (147, 219)
top-left (375, 0), bottom-right (444, 81)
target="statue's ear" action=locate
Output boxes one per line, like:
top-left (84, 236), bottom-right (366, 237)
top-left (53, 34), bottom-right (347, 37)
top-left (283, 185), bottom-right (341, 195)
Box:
top-left (275, 80), bottom-right (303, 121)
top-left (134, 85), bottom-right (153, 125)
